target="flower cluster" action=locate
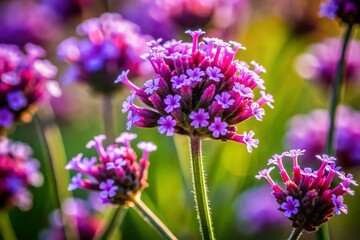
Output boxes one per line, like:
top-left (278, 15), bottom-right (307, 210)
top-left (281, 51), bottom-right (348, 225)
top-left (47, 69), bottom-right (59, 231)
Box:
top-left (286, 106), bottom-right (360, 168)
top-left (0, 43), bottom-right (59, 132)
top-left (41, 198), bottom-right (104, 240)
top-left (57, 13), bottom-right (151, 94)
top-left (320, 0), bottom-right (360, 25)
top-left (118, 30), bottom-right (273, 152)
top-left (295, 38), bottom-right (360, 88)
top-left (0, 137), bottom-right (43, 210)
top-left (66, 132), bottom-right (156, 205)
top-left (256, 150), bottom-right (357, 231)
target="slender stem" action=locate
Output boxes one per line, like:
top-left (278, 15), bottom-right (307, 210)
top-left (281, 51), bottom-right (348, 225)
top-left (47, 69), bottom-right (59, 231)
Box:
top-left (96, 206), bottom-right (126, 240)
top-left (189, 137), bottom-right (214, 240)
top-left (325, 24), bottom-right (353, 154)
top-left (0, 211), bottom-right (16, 240)
top-left (317, 24), bottom-right (354, 240)
top-left (288, 228), bottom-right (303, 240)
top-left (102, 95), bottom-right (116, 143)
top-left (131, 197), bottom-right (177, 240)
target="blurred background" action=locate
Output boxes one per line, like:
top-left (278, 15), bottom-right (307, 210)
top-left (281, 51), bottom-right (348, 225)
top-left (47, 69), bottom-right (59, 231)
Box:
top-left (2, 0), bottom-right (360, 239)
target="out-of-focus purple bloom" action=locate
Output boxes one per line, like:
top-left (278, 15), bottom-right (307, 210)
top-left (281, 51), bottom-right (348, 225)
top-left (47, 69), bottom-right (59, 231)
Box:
top-left (57, 13), bottom-right (151, 94)
top-left (320, 0), bottom-right (360, 25)
top-left (0, 43), bottom-right (60, 132)
top-left (0, 137), bottom-right (43, 210)
top-left (296, 38), bottom-right (360, 88)
top-left (42, 0), bottom-right (91, 21)
top-left (256, 150), bottom-right (357, 231)
top-left (235, 185), bottom-right (289, 234)
top-left (286, 106), bottom-right (360, 168)
top-left (119, 30), bottom-right (273, 152)
top-left (0, 1), bottom-right (60, 46)
top-left (40, 198), bottom-right (104, 240)
top-left (66, 132), bottom-right (155, 205)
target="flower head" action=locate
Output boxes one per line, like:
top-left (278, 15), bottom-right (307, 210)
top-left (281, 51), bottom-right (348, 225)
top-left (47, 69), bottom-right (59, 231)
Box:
top-left (66, 133), bottom-right (155, 205)
top-left (286, 106), bottom-right (360, 168)
top-left (57, 13), bottom-right (151, 94)
top-left (0, 43), bottom-right (59, 132)
top-left (0, 137), bottom-right (43, 210)
top-left (320, 0), bottom-right (360, 25)
top-left (256, 150), bottom-right (357, 231)
top-left (119, 30), bottom-right (273, 152)
top-left (295, 38), bottom-right (360, 88)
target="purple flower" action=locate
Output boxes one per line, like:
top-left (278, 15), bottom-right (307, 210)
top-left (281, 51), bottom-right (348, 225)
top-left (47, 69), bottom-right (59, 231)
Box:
top-left (0, 44), bottom-right (59, 132)
top-left (118, 30), bottom-right (273, 151)
top-left (158, 116), bottom-right (177, 136)
top-left (320, 0), bottom-right (360, 24)
top-left (332, 194), bottom-right (348, 215)
top-left (286, 106), bottom-right (360, 168)
top-left (99, 179), bottom-right (118, 199)
top-left (256, 150), bottom-right (357, 231)
top-left (0, 137), bottom-right (42, 210)
top-left (189, 109), bottom-right (210, 128)
top-left (144, 78), bottom-right (160, 95)
top-left (208, 117), bottom-right (228, 138)
top-left (66, 133), bottom-right (156, 205)
top-left (280, 196), bottom-right (300, 218)
top-left (126, 111), bottom-right (141, 130)
top-left (57, 13), bottom-right (150, 94)
top-left (296, 38), bottom-right (360, 88)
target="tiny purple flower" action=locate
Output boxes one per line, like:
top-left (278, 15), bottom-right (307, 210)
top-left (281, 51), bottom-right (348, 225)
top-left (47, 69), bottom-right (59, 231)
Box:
top-left (99, 179), bottom-right (118, 199)
top-left (208, 117), bottom-right (228, 138)
top-left (206, 66), bottom-right (224, 82)
top-left (7, 91), bottom-right (28, 111)
top-left (189, 109), bottom-right (210, 128)
top-left (144, 78), bottom-right (160, 95)
top-left (68, 173), bottom-right (83, 191)
top-left (158, 116), bottom-right (177, 136)
top-left (242, 131), bottom-right (259, 153)
top-left (171, 74), bottom-right (188, 89)
top-left (332, 194), bottom-right (348, 215)
top-left (233, 83), bottom-right (254, 98)
top-left (122, 94), bottom-right (135, 113)
top-left (137, 142), bottom-right (157, 153)
top-left (214, 92), bottom-right (235, 109)
top-left (0, 109), bottom-right (14, 128)
top-left (106, 159), bottom-right (126, 170)
top-left (126, 111), bottom-right (141, 130)
top-left (164, 94), bottom-right (181, 113)
top-left (115, 132), bottom-right (137, 146)
top-left (320, 1), bottom-right (339, 19)
top-left (281, 196), bottom-right (300, 218)
top-left (251, 103), bottom-right (265, 121)
top-left (1, 72), bottom-right (20, 86)
top-left (187, 67), bottom-right (205, 83)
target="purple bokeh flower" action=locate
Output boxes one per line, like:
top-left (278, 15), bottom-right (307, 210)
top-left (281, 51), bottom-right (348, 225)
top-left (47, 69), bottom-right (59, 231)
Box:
top-left (66, 132), bottom-right (155, 205)
top-left (286, 106), bottom-right (360, 168)
top-left (0, 137), bottom-right (43, 210)
top-left (320, 0), bottom-right (360, 24)
top-left (295, 38), bottom-right (360, 88)
top-left (256, 150), bottom-right (357, 231)
top-left (57, 13), bottom-right (151, 94)
top-left (119, 30), bottom-right (273, 152)
top-left (0, 43), bottom-right (59, 132)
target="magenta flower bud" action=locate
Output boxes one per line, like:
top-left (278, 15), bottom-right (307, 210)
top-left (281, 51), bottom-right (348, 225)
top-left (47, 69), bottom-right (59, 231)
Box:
top-left (0, 43), bottom-right (60, 132)
top-left (256, 150), bottom-right (357, 232)
top-left (0, 137), bottom-right (43, 210)
top-left (57, 13), bottom-right (151, 94)
top-left (119, 30), bottom-right (273, 152)
top-left (66, 133), bottom-right (156, 205)
top-left (320, 0), bottom-right (360, 25)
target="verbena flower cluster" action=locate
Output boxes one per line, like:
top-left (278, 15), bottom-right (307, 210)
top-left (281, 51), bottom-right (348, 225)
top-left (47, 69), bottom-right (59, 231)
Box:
top-left (118, 30), bottom-right (274, 152)
top-left (57, 13), bottom-right (151, 94)
top-left (0, 137), bottom-right (43, 210)
top-left (286, 106), bottom-right (360, 168)
top-left (320, 0), bottom-right (360, 25)
top-left (256, 150), bottom-right (357, 231)
top-left (41, 198), bottom-right (103, 240)
top-left (0, 43), bottom-right (59, 132)
top-left (66, 132), bottom-right (156, 205)
top-left (296, 38), bottom-right (360, 87)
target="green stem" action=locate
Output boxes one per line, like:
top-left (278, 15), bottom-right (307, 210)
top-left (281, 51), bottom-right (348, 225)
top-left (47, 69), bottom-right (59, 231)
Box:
top-left (35, 108), bottom-right (78, 240)
top-left (131, 197), bottom-right (177, 240)
top-left (189, 137), bottom-right (214, 240)
top-left (288, 227), bottom-right (303, 240)
top-left (96, 206), bottom-right (126, 240)
top-left (102, 95), bottom-right (116, 143)
top-left (0, 211), bottom-right (16, 240)
top-left (325, 24), bottom-right (353, 154)
top-left (317, 24), bottom-right (353, 240)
